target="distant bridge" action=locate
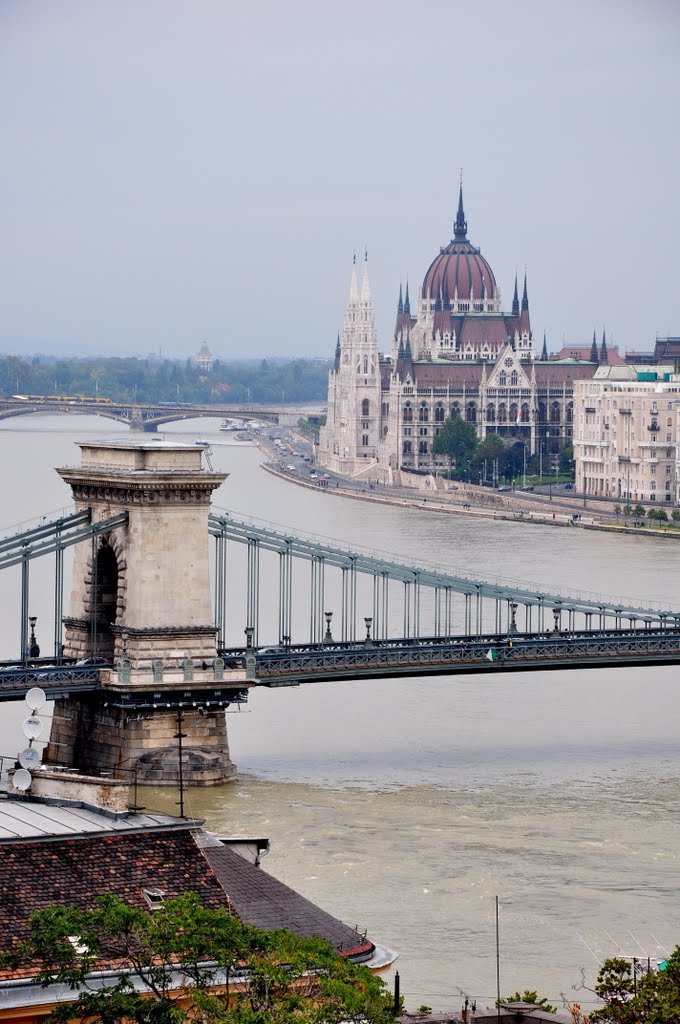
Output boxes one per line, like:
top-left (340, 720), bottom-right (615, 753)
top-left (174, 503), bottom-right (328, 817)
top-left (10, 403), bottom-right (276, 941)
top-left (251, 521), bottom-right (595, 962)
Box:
top-left (0, 396), bottom-right (324, 431)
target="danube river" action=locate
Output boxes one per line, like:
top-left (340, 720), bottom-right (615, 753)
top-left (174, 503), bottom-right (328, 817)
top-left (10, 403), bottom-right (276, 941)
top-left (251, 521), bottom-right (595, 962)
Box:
top-left (0, 415), bottom-right (678, 1013)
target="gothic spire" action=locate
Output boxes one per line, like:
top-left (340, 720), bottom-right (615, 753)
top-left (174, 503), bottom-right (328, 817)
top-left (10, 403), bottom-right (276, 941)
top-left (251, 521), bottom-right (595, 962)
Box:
top-left (541, 331), bottom-right (548, 361)
top-left (512, 272), bottom-right (519, 317)
top-left (521, 271), bottom-right (529, 311)
top-left (360, 249), bottom-right (372, 302)
top-left (397, 283), bottom-right (403, 316)
top-left (335, 331), bottom-right (341, 358)
top-left (600, 329), bottom-right (608, 364)
top-left (404, 280), bottom-right (411, 315)
top-left (349, 252), bottom-right (359, 303)
top-left (590, 331), bottom-right (599, 364)
top-left (453, 174), bottom-right (468, 239)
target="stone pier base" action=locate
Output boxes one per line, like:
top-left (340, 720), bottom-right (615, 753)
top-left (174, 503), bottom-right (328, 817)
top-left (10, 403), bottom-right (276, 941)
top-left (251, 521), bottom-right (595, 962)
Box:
top-left (46, 698), bottom-right (237, 786)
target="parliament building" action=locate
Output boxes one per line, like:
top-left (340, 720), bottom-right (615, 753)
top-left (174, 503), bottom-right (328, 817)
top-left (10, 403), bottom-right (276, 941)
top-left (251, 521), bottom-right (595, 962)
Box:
top-left (317, 186), bottom-right (603, 482)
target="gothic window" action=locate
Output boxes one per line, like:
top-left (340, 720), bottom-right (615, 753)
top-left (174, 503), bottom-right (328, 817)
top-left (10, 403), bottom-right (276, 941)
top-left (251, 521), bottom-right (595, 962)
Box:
top-left (403, 440), bottom-right (412, 455)
top-left (403, 403), bottom-right (413, 422)
top-left (510, 370), bottom-right (518, 387)
top-left (499, 371), bottom-right (507, 386)
top-left (363, 356), bottom-right (368, 374)
top-left (551, 402), bottom-right (561, 424)
top-left (382, 402), bottom-right (389, 417)
top-left (510, 404), bottom-right (518, 424)
top-left (538, 402), bottom-right (547, 423)
top-left (466, 402), bottom-right (477, 424)
top-left (361, 398), bottom-right (370, 416)
top-left (497, 404), bottom-right (507, 424)
top-left (434, 403), bottom-right (445, 422)
top-left (418, 440), bottom-right (428, 454)
top-left (567, 403), bottom-right (574, 424)
top-left (362, 434), bottom-right (369, 447)
top-left (419, 402), bottom-right (429, 422)
top-left (668, 417), bottom-right (673, 427)
top-left (486, 403), bottom-right (495, 423)
top-left (451, 404), bottom-right (461, 418)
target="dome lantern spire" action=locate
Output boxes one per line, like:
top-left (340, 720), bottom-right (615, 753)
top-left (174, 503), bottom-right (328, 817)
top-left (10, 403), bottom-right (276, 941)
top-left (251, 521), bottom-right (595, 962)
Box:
top-left (453, 173), bottom-right (467, 239)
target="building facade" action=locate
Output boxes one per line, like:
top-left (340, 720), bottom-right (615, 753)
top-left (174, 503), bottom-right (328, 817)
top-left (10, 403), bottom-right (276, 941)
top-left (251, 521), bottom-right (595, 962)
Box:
top-left (573, 368), bottom-right (680, 503)
top-left (318, 187), bottom-right (602, 481)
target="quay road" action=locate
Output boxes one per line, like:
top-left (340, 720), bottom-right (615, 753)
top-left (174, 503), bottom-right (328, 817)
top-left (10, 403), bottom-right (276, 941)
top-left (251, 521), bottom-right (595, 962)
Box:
top-left (3, 628), bottom-right (679, 701)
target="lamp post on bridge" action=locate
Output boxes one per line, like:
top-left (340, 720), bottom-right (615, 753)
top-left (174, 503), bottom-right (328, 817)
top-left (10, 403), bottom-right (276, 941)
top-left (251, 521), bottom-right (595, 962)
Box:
top-left (324, 611), bottom-right (333, 643)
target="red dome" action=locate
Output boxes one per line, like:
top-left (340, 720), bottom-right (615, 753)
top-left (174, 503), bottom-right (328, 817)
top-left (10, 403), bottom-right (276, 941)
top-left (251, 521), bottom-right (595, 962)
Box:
top-left (422, 239), bottom-right (497, 303)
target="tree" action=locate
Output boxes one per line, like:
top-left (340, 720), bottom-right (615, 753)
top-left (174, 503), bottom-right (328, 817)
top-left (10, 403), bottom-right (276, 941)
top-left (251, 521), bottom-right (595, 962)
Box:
top-left (497, 990), bottom-right (557, 1014)
top-left (432, 417), bottom-right (478, 471)
top-left (589, 948), bottom-right (680, 1023)
top-left (672, 509), bottom-right (680, 523)
top-left (3, 893), bottom-right (392, 1024)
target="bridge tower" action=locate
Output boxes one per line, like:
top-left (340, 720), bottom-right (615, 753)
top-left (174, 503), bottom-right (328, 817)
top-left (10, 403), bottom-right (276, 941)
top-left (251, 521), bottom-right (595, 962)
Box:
top-left (47, 439), bottom-right (247, 786)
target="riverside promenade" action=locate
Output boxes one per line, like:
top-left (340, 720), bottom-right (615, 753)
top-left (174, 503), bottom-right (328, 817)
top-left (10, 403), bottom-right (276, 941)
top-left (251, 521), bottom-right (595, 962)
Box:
top-left (259, 437), bottom-right (679, 542)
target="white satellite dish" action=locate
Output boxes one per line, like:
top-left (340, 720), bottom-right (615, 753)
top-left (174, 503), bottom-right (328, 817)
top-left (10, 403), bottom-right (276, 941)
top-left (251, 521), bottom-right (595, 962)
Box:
top-left (12, 768), bottom-right (32, 791)
top-left (26, 687), bottom-right (46, 712)
top-left (22, 716), bottom-right (43, 741)
top-left (18, 747), bottom-right (41, 769)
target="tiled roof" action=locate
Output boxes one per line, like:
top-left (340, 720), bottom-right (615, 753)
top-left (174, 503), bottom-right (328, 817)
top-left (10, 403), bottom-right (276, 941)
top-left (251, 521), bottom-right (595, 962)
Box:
top-left (203, 844), bottom-right (373, 959)
top-left (0, 828), bottom-right (233, 974)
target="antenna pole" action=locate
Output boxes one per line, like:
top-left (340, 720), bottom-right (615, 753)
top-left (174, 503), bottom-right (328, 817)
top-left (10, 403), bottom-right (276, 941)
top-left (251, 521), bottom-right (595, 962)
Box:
top-left (175, 708), bottom-right (187, 818)
top-left (496, 895), bottom-right (501, 1020)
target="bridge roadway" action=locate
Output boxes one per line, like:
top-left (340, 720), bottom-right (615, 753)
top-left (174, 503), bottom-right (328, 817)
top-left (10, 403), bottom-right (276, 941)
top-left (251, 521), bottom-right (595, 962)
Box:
top-left (0, 396), bottom-right (322, 430)
top-left (1, 628), bottom-right (677, 702)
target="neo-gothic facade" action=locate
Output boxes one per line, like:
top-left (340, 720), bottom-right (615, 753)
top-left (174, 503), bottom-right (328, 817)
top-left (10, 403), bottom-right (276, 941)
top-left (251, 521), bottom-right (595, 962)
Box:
top-left (318, 187), bottom-right (601, 481)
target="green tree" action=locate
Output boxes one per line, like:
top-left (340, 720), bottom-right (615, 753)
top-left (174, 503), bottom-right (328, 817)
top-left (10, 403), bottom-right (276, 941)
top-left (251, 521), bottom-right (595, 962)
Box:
top-left (497, 990), bottom-right (557, 1014)
top-left (432, 417), bottom-right (478, 471)
top-left (672, 509), bottom-right (680, 523)
top-left (2, 893), bottom-right (392, 1024)
top-left (589, 948), bottom-right (680, 1024)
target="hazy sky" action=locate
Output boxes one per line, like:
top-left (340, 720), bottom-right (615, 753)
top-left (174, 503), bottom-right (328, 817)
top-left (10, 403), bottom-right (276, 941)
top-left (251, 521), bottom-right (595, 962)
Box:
top-left (1, 0), bottom-right (678, 361)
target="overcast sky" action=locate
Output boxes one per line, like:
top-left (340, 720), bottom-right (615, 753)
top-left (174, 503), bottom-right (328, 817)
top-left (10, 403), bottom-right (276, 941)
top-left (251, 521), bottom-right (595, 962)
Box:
top-left (1, 0), bottom-right (678, 362)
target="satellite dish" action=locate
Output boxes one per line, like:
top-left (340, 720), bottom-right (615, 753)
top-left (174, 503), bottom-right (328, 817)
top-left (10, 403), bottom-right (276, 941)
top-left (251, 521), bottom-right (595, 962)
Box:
top-left (18, 747), bottom-right (41, 769)
top-left (26, 687), bottom-right (46, 712)
top-left (12, 768), bottom-right (32, 791)
top-left (22, 716), bottom-right (43, 741)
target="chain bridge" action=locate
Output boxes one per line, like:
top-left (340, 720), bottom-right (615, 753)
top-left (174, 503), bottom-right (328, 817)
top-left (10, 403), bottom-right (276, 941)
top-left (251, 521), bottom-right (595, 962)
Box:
top-left (0, 439), bottom-right (677, 786)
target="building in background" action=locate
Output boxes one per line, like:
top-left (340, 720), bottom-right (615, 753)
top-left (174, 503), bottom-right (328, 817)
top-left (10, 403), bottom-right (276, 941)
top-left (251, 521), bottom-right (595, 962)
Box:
top-left (196, 340), bottom-right (214, 372)
top-left (318, 187), bottom-right (604, 481)
top-left (573, 367), bottom-right (680, 503)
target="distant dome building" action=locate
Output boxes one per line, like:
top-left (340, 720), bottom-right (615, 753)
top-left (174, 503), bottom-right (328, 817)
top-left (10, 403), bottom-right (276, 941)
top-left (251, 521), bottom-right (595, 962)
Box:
top-left (318, 184), bottom-right (601, 480)
top-left (196, 341), bottom-right (214, 372)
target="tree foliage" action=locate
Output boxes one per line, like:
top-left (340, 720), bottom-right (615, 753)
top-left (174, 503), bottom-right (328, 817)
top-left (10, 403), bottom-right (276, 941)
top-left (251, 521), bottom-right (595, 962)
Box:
top-left (497, 990), bottom-right (557, 1014)
top-left (2, 893), bottom-right (392, 1024)
top-left (431, 417), bottom-right (478, 467)
top-left (588, 950), bottom-right (680, 1024)
top-left (0, 355), bottom-right (331, 406)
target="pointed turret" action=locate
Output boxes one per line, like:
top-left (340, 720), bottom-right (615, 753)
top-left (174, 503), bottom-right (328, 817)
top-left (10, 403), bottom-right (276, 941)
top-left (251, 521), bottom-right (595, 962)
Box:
top-left (453, 177), bottom-right (468, 239)
top-left (404, 281), bottom-right (411, 315)
top-left (521, 272), bottom-right (529, 311)
top-left (335, 331), bottom-right (341, 358)
top-left (511, 273), bottom-right (519, 317)
top-left (590, 331), bottom-right (599, 364)
top-left (397, 283), bottom-right (403, 316)
top-left (541, 331), bottom-right (548, 361)
top-left (600, 330), bottom-right (608, 364)
top-left (349, 252), bottom-right (359, 303)
top-left (360, 250), bottom-right (372, 302)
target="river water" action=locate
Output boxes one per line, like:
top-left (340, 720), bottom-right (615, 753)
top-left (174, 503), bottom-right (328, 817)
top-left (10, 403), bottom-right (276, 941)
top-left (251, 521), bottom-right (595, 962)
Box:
top-left (0, 415), bottom-right (678, 1014)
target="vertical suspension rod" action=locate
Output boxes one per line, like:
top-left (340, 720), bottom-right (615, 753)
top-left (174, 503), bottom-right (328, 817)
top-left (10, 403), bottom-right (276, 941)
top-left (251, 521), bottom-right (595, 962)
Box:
top-left (246, 539), bottom-right (260, 647)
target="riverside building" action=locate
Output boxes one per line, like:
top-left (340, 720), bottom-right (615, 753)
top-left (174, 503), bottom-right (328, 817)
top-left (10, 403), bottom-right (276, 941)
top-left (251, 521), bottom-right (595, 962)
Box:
top-left (573, 367), bottom-right (680, 503)
top-left (317, 186), bottom-right (606, 482)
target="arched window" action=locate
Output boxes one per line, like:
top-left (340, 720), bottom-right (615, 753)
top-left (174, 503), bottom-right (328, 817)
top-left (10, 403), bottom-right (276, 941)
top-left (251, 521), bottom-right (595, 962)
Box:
top-left (466, 402), bottom-right (477, 423)
top-left (403, 440), bottom-right (412, 455)
top-left (567, 403), bottom-right (574, 424)
top-left (434, 403), bottom-right (445, 422)
top-left (497, 403), bottom-right (507, 424)
top-left (403, 403), bottom-right (413, 422)
top-left (418, 440), bottom-right (428, 454)
top-left (361, 398), bottom-right (370, 417)
top-left (551, 402), bottom-right (561, 424)
top-left (510, 370), bottom-right (518, 387)
top-left (486, 403), bottom-right (496, 423)
top-left (451, 403), bottom-right (461, 418)
top-left (362, 434), bottom-right (369, 446)
top-left (499, 371), bottom-right (507, 387)
top-left (419, 402), bottom-right (429, 422)
top-left (363, 356), bottom-right (368, 375)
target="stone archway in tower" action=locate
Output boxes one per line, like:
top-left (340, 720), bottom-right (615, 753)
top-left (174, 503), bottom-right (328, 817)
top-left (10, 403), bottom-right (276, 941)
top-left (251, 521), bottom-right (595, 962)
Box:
top-left (89, 540), bottom-right (121, 662)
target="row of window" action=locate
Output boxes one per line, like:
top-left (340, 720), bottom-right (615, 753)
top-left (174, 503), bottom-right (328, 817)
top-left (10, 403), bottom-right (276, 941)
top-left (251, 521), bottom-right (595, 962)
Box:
top-left (403, 401), bottom-right (573, 425)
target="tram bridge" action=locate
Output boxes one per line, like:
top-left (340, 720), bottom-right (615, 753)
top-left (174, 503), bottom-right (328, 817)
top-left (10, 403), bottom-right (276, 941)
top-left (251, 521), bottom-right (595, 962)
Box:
top-left (0, 438), bottom-right (676, 785)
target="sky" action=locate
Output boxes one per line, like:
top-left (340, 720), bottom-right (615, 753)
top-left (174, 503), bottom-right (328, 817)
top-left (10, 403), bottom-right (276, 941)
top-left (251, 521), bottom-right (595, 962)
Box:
top-left (1, 0), bottom-right (679, 362)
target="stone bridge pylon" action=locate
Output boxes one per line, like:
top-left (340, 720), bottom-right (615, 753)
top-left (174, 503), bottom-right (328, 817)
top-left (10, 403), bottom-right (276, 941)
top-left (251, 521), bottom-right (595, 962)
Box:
top-left (47, 439), bottom-right (248, 786)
